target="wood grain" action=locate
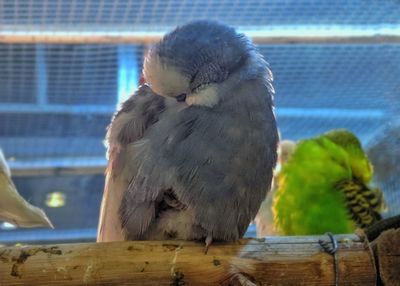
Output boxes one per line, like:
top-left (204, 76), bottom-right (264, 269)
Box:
top-left (372, 228), bottom-right (400, 286)
top-left (0, 235), bottom-right (376, 285)
top-left (0, 32), bottom-right (399, 45)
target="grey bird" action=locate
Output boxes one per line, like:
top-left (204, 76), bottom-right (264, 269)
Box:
top-left (97, 20), bottom-right (279, 252)
top-left (0, 149), bottom-right (53, 228)
top-left (367, 120), bottom-right (400, 218)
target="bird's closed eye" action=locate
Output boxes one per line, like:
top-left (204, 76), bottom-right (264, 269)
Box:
top-left (176, 93), bottom-right (187, 102)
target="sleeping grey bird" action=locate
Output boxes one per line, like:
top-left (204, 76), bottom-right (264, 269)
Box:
top-left (0, 149), bottom-right (53, 228)
top-left (97, 20), bottom-right (279, 252)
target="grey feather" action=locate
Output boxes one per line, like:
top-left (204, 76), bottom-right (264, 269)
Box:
top-left (97, 85), bottom-right (167, 241)
top-left (97, 20), bottom-right (279, 243)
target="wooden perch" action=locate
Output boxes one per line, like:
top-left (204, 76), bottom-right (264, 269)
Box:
top-left (0, 234), bottom-right (377, 285)
top-left (371, 228), bottom-right (400, 286)
top-left (1, 30), bottom-right (400, 45)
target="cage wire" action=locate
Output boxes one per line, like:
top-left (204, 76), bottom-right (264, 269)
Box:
top-left (0, 0), bottom-right (399, 243)
top-left (0, 0), bottom-right (400, 29)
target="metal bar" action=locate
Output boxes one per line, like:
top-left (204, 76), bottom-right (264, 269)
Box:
top-left (0, 228), bottom-right (97, 244)
top-left (0, 225), bottom-right (257, 245)
top-left (0, 103), bottom-right (115, 114)
top-left (8, 157), bottom-right (106, 177)
top-left (35, 44), bottom-right (48, 105)
top-left (0, 25), bottom-right (399, 44)
top-left (117, 45), bottom-right (139, 103)
top-left (0, 103), bottom-right (386, 119)
top-left (277, 107), bottom-right (386, 119)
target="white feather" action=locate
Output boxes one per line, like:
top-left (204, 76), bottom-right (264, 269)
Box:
top-left (0, 149), bottom-right (53, 228)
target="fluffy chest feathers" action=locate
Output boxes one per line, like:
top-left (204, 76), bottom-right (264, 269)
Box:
top-left (98, 79), bottom-right (277, 243)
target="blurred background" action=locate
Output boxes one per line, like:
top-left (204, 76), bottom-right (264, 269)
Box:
top-left (0, 0), bottom-right (399, 244)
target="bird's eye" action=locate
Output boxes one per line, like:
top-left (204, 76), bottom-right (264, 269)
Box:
top-left (176, 93), bottom-right (187, 102)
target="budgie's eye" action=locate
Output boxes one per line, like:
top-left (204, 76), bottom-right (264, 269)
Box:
top-left (176, 93), bottom-right (187, 102)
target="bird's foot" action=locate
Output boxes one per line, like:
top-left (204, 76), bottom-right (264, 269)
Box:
top-left (164, 191), bottom-right (187, 210)
top-left (354, 227), bottom-right (367, 241)
top-left (204, 235), bottom-right (213, 254)
top-left (221, 273), bottom-right (257, 286)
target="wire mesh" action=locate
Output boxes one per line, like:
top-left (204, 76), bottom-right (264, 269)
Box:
top-left (0, 0), bottom-right (399, 244)
top-left (0, 0), bottom-right (399, 29)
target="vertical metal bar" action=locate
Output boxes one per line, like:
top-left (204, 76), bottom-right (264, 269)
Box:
top-left (117, 45), bottom-right (139, 104)
top-left (35, 44), bottom-right (47, 105)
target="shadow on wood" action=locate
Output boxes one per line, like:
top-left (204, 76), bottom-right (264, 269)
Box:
top-left (0, 235), bottom-right (376, 285)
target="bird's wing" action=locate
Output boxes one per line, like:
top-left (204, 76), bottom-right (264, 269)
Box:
top-left (97, 85), bottom-right (166, 242)
top-left (151, 80), bottom-right (278, 241)
top-left (336, 179), bottom-right (384, 229)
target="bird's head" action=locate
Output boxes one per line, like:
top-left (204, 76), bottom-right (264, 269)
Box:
top-left (323, 129), bottom-right (373, 183)
top-left (143, 20), bottom-right (253, 107)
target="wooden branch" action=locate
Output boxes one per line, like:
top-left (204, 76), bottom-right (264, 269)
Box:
top-left (0, 32), bottom-right (162, 45)
top-left (1, 33), bottom-right (398, 45)
top-left (371, 228), bottom-right (400, 286)
top-left (0, 27), bottom-right (399, 45)
top-left (0, 234), bottom-right (376, 285)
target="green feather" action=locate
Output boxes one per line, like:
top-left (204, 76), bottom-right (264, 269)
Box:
top-left (273, 129), bottom-right (383, 235)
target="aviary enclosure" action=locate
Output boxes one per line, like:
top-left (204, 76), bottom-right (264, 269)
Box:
top-left (0, 1), bottom-right (399, 285)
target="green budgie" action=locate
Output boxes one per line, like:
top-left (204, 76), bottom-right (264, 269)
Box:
top-left (272, 129), bottom-right (386, 235)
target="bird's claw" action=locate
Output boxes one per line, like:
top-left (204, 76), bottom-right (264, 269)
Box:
top-left (221, 273), bottom-right (257, 286)
top-left (204, 235), bottom-right (213, 254)
top-left (354, 228), bottom-right (367, 241)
